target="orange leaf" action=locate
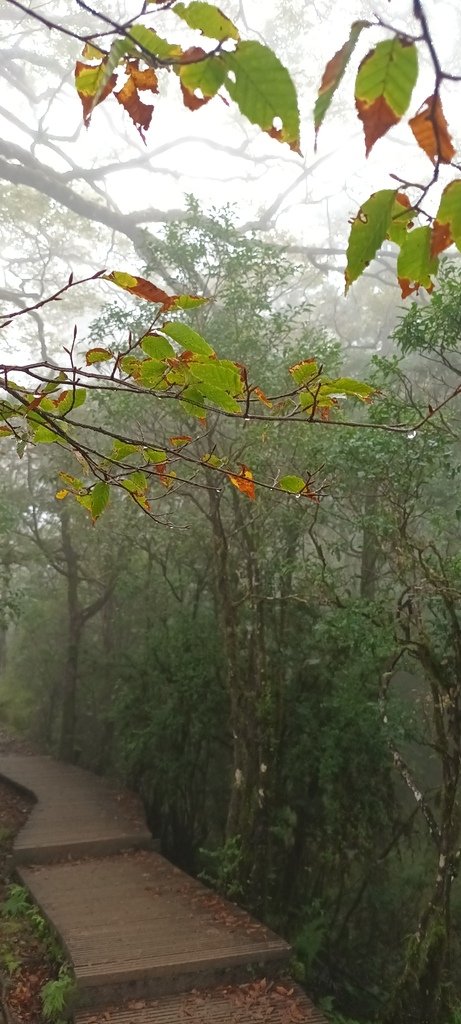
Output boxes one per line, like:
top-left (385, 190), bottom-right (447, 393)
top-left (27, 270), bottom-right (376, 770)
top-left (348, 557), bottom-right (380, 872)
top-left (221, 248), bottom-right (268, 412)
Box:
top-left (253, 387), bottom-right (272, 408)
top-left (126, 62), bottom-right (158, 92)
top-left (431, 221), bottom-right (453, 257)
top-left (115, 68), bottom-right (154, 141)
top-left (169, 435), bottom-right (192, 446)
top-left (105, 271), bottom-right (181, 309)
top-left (154, 462), bottom-right (176, 489)
top-left (356, 95), bottom-right (398, 156)
top-left (409, 94), bottom-right (455, 164)
top-left (228, 464), bottom-right (255, 500)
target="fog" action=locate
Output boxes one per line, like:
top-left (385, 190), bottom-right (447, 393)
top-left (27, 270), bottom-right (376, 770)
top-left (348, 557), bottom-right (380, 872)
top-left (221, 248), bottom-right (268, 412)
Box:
top-left (2, 0), bottom-right (460, 360)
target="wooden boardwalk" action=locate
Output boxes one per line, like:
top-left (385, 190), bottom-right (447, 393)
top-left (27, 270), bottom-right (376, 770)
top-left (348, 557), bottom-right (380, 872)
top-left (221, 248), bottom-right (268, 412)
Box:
top-left (0, 755), bottom-right (152, 861)
top-left (0, 753), bottom-right (326, 1024)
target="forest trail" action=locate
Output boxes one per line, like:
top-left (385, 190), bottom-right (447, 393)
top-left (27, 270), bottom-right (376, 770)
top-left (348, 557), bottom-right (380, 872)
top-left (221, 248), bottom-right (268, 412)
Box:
top-left (0, 752), bottom-right (326, 1024)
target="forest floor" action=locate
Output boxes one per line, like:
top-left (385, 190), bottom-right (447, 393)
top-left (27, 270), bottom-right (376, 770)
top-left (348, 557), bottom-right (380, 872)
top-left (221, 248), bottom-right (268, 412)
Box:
top-left (0, 726), bottom-right (68, 1024)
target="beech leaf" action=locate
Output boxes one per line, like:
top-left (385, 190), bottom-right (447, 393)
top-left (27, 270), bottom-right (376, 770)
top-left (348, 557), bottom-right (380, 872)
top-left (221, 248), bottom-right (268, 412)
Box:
top-left (228, 464), bottom-right (255, 500)
top-left (314, 20), bottom-right (369, 145)
top-left (432, 180), bottom-right (461, 257)
top-left (222, 41), bottom-right (300, 152)
top-left (397, 225), bottom-right (439, 298)
top-left (174, 2), bottom-right (239, 41)
top-left (355, 38), bottom-right (418, 155)
top-left (409, 94), bottom-right (455, 165)
top-left (345, 189), bottom-right (397, 291)
top-left (104, 271), bottom-right (202, 311)
top-left (86, 347), bottom-right (113, 364)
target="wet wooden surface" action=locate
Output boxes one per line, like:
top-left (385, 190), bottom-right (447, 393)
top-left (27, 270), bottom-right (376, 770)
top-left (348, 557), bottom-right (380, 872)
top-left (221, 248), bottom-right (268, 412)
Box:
top-left (19, 851), bottom-right (290, 1004)
top-left (0, 752), bottom-right (325, 1023)
top-left (75, 981), bottom-right (327, 1023)
top-left (0, 755), bottom-right (152, 861)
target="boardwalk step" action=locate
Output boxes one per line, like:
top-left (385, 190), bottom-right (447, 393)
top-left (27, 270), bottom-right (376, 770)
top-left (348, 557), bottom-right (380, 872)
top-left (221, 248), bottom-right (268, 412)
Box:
top-left (74, 982), bottom-right (328, 1023)
top-left (0, 755), bottom-right (153, 861)
top-left (19, 852), bottom-right (290, 1007)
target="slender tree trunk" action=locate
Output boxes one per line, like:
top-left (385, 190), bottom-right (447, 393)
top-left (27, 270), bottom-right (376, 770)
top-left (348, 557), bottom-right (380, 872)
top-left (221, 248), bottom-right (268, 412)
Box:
top-left (58, 506), bottom-right (81, 762)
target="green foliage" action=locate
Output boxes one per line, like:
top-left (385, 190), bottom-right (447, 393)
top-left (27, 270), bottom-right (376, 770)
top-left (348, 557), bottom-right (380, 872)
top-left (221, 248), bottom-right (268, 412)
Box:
top-left (2, 883), bottom-right (30, 918)
top-left (41, 967), bottom-right (75, 1023)
top-left (199, 836), bottom-right (245, 901)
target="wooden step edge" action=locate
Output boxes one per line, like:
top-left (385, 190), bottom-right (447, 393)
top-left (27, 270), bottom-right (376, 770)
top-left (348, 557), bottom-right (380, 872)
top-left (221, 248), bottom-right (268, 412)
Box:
top-left (13, 834), bottom-right (156, 865)
top-left (74, 980), bottom-right (328, 1024)
top-left (73, 953), bottom-right (292, 1009)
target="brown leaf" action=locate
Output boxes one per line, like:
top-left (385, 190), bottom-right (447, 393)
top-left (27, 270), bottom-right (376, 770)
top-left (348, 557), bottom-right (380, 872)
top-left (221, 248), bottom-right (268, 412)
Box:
top-left (179, 45), bottom-right (208, 65)
top-left (169, 435), bottom-right (192, 446)
top-left (126, 62), bottom-right (158, 93)
top-left (115, 71), bottom-right (154, 141)
top-left (228, 464), bottom-right (255, 500)
top-left (356, 95), bottom-right (399, 156)
top-left (398, 276), bottom-right (435, 300)
top-left (253, 386), bottom-right (272, 408)
top-left (180, 82), bottom-right (210, 111)
top-left (105, 271), bottom-right (182, 309)
top-left (431, 220), bottom-right (453, 257)
top-left (409, 94), bottom-right (455, 164)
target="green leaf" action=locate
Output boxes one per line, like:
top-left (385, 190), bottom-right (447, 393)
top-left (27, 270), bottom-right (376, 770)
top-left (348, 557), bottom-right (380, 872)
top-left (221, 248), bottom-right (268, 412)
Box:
top-left (397, 225), bottom-right (439, 298)
top-left (86, 347), bottom-right (113, 365)
top-left (33, 425), bottom-right (63, 444)
top-left (144, 448), bottom-right (167, 463)
top-left (141, 334), bottom-right (175, 359)
top-left (314, 21), bottom-right (369, 143)
top-left (128, 24), bottom-right (183, 60)
top-left (345, 189), bottom-right (396, 291)
top-left (202, 452), bottom-right (226, 468)
top-left (180, 385), bottom-right (207, 418)
top-left (122, 471), bottom-right (148, 493)
top-left (355, 38), bottom-right (418, 154)
top-left (111, 440), bottom-right (140, 460)
top-left (90, 481), bottom-right (110, 520)
top-left (179, 53), bottom-right (227, 104)
top-left (93, 37), bottom-right (129, 105)
top-left (162, 321), bottom-right (215, 356)
top-left (289, 360), bottom-right (319, 385)
top-left (169, 295), bottom-right (208, 310)
top-left (432, 180), bottom-right (461, 257)
top-left (139, 359), bottom-right (169, 389)
top-left (279, 475), bottom-right (306, 493)
top-left (53, 389), bottom-right (86, 415)
top-left (387, 193), bottom-right (414, 247)
top-left (194, 382), bottom-right (241, 413)
top-left (76, 494), bottom-right (93, 514)
top-left (189, 360), bottom-right (242, 393)
top-left (120, 354), bottom-right (143, 378)
top-left (320, 377), bottom-right (375, 401)
top-left (174, 2), bottom-right (239, 41)
top-left (222, 41), bottom-right (300, 152)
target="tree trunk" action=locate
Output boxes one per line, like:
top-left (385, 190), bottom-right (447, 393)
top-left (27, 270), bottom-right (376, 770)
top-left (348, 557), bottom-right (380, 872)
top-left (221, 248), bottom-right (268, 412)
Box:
top-left (58, 506), bottom-right (81, 762)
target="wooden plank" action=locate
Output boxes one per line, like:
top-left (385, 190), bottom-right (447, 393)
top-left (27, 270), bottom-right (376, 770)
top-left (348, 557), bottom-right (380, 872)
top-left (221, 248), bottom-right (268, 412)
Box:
top-left (0, 755), bottom-right (153, 860)
top-left (75, 983), bottom-right (328, 1023)
top-left (19, 852), bottom-right (291, 1004)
